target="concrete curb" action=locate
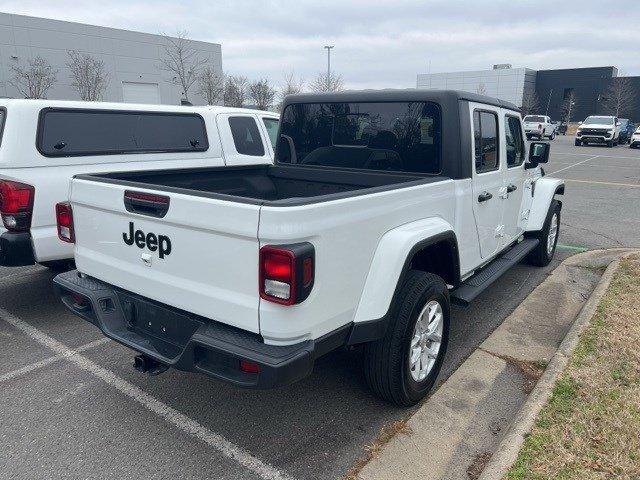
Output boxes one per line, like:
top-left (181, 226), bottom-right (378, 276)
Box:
top-left (477, 249), bottom-right (638, 480)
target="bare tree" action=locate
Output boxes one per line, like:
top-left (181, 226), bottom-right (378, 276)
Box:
top-left (224, 75), bottom-right (248, 107)
top-left (602, 77), bottom-right (635, 117)
top-left (66, 50), bottom-right (109, 101)
top-left (561, 90), bottom-right (577, 123)
top-left (10, 56), bottom-right (58, 99)
top-left (520, 90), bottom-right (540, 115)
top-left (309, 72), bottom-right (344, 93)
top-left (197, 67), bottom-right (225, 105)
top-left (248, 78), bottom-right (276, 110)
top-left (159, 31), bottom-right (206, 103)
top-left (476, 83), bottom-right (487, 95)
top-left (278, 71), bottom-right (305, 110)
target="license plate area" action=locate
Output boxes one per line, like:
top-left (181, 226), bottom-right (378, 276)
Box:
top-left (116, 290), bottom-right (201, 358)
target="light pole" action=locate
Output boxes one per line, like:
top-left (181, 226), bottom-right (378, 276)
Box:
top-left (324, 45), bottom-right (334, 91)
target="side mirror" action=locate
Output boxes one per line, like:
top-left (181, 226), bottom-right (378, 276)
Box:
top-left (525, 142), bottom-right (550, 169)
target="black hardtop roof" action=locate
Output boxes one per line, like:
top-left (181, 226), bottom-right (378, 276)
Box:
top-left (283, 89), bottom-right (520, 112)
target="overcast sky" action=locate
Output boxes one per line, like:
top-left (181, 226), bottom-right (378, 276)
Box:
top-left (3, 0), bottom-right (640, 90)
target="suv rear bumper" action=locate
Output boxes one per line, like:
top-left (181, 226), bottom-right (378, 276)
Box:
top-left (53, 270), bottom-right (350, 389)
top-left (0, 231), bottom-right (35, 267)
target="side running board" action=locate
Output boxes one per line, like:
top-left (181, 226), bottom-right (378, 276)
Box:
top-left (450, 238), bottom-right (539, 307)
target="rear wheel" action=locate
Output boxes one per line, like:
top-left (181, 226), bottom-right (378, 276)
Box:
top-left (607, 140), bottom-right (614, 147)
top-left (363, 271), bottom-right (450, 406)
top-left (526, 200), bottom-right (561, 267)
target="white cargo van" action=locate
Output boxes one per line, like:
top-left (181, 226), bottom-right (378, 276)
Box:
top-left (0, 100), bottom-right (278, 268)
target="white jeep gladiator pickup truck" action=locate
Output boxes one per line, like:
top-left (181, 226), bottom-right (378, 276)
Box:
top-left (0, 100), bottom-right (278, 269)
top-left (54, 90), bottom-right (564, 406)
top-left (523, 115), bottom-right (555, 140)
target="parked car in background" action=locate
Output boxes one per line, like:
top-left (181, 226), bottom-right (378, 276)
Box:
top-left (54, 90), bottom-right (563, 406)
top-left (523, 115), bottom-right (554, 140)
top-left (617, 119), bottom-right (635, 144)
top-left (0, 99), bottom-right (279, 269)
top-left (575, 115), bottom-right (620, 147)
top-left (630, 126), bottom-right (640, 149)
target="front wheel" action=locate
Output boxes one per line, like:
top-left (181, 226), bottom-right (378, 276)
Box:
top-left (526, 200), bottom-right (561, 267)
top-left (575, 139), bottom-right (581, 146)
top-left (363, 271), bottom-right (450, 406)
top-left (549, 132), bottom-right (555, 140)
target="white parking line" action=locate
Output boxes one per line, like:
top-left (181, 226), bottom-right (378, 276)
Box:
top-left (0, 307), bottom-right (294, 480)
top-left (549, 155), bottom-right (599, 175)
top-left (0, 337), bottom-right (109, 383)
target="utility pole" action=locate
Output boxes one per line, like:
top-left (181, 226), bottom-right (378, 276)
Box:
top-left (545, 88), bottom-right (553, 116)
top-left (324, 45), bottom-right (334, 91)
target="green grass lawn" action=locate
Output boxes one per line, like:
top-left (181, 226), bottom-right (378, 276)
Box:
top-left (507, 256), bottom-right (640, 480)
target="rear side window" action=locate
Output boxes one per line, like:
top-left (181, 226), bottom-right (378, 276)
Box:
top-left (0, 108), bottom-right (5, 146)
top-left (229, 116), bottom-right (265, 156)
top-left (473, 110), bottom-right (499, 173)
top-left (37, 109), bottom-right (208, 157)
top-left (262, 117), bottom-right (279, 148)
top-left (505, 116), bottom-right (525, 167)
top-left (277, 101), bottom-right (441, 174)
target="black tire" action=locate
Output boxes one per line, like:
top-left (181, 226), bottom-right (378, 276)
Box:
top-left (526, 200), bottom-right (561, 267)
top-left (549, 132), bottom-right (555, 140)
top-left (607, 140), bottom-right (614, 148)
top-left (575, 139), bottom-right (581, 146)
top-left (363, 271), bottom-right (450, 407)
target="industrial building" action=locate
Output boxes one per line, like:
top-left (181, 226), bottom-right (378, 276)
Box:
top-left (418, 65), bottom-right (640, 122)
top-left (0, 12), bottom-right (222, 105)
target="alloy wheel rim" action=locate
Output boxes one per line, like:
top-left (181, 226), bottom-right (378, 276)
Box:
top-left (409, 300), bottom-right (443, 382)
top-left (547, 213), bottom-right (558, 255)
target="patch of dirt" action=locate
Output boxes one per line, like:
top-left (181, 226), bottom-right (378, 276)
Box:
top-left (467, 451), bottom-right (493, 479)
top-left (343, 420), bottom-right (413, 480)
top-left (479, 348), bottom-right (547, 394)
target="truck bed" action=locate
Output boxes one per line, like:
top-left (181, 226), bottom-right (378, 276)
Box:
top-left (76, 165), bottom-right (446, 206)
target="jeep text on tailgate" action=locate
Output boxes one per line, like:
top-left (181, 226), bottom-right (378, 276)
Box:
top-left (54, 90), bottom-right (564, 406)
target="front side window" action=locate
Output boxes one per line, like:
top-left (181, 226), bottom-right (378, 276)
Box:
top-left (276, 101), bottom-right (441, 174)
top-left (474, 110), bottom-right (499, 173)
top-left (262, 117), bottom-right (279, 148)
top-left (38, 109), bottom-right (208, 157)
top-left (229, 116), bottom-right (265, 156)
top-left (505, 116), bottom-right (525, 167)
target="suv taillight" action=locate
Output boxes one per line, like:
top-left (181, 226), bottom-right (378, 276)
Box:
top-left (259, 243), bottom-right (314, 305)
top-left (0, 180), bottom-right (35, 232)
top-left (56, 202), bottom-right (75, 243)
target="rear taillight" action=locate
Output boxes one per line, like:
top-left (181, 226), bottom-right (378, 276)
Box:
top-left (259, 243), bottom-right (315, 306)
top-left (0, 180), bottom-right (35, 232)
top-left (56, 202), bottom-right (75, 243)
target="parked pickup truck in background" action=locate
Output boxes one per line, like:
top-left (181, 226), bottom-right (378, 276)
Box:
top-left (54, 90), bottom-right (564, 406)
top-left (0, 100), bottom-right (278, 269)
top-left (523, 115), bottom-right (555, 140)
top-left (575, 115), bottom-right (620, 147)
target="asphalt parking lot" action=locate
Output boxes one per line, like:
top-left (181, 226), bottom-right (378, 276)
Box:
top-left (1, 135), bottom-right (638, 480)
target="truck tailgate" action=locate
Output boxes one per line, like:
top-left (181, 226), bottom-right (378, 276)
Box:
top-left (70, 178), bottom-right (261, 333)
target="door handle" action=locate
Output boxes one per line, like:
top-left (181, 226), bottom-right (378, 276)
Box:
top-left (478, 191), bottom-right (493, 203)
top-left (507, 184), bottom-right (518, 193)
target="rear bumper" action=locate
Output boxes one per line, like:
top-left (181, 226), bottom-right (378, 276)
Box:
top-left (53, 270), bottom-right (350, 389)
top-left (0, 231), bottom-right (35, 267)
